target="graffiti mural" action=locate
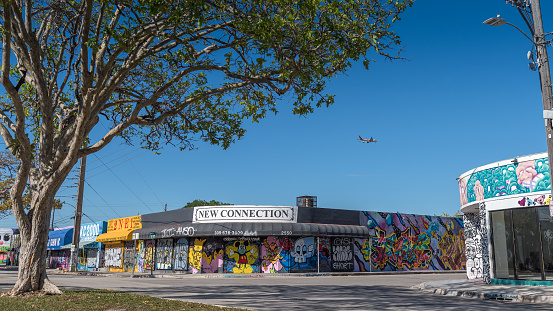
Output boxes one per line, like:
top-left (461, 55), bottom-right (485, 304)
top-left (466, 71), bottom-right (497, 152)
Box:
top-left (86, 248), bottom-right (99, 268)
top-left (459, 157), bottom-right (550, 205)
top-left (331, 237), bottom-right (354, 272)
top-left (479, 203), bottom-right (491, 284)
top-left (287, 237), bottom-right (317, 272)
top-left (136, 240), bottom-right (146, 272)
top-left (201, 238), bottom-right (224, 273)
top-left (174, 238), bottom-right (189, 271)
top-left (105, 246), bottom-right (123, 268)
top-left (156, 239), bottom-right (173, 270)
top-left (123, 241), bottom-right (137, 272)
top-left (189, 238), bottom-right (205, 274)
top-left (144, 240), bottom-right (155, 270)
top-left (318, 237), bottom-right (332, 272)
top-left (48, 250), bottom-right (70, 269)
top-left (224, 237), bottom-right (260, 273)
top-left (260, 236), bottom-right (290, 273)
top-left (355, 212), bottom-right (465, 272)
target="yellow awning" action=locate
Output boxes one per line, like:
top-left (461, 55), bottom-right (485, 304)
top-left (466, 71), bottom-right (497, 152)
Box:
top-left (95, 229), bottom-right (135, 243)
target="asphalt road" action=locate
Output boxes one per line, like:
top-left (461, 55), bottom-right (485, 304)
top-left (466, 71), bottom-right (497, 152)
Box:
top-left (2, 270), bottom-right (553, 311)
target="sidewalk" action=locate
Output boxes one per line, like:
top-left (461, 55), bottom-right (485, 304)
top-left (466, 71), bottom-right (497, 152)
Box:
top-left (413, 278), bottom-right (553, 304)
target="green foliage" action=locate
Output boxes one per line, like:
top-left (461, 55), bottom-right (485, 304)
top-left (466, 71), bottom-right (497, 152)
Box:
top-left (183, 199), bottom-right (233, 208)
top-left (0, 151), bottom-right (63, 219)
top-left (0, 0), bottom-right (412, 293)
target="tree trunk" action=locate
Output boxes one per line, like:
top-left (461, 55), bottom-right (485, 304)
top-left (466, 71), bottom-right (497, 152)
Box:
top-left (9, 193), bottom-right (63, 295)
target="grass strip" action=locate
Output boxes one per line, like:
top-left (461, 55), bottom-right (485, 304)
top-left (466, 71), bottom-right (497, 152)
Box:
top-left (0, 289), bottom-right (251, 311)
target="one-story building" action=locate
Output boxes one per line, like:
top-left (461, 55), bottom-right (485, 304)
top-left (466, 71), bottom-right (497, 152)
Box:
top-left (115, 204), bottom-right (465, 274)
top-left (459, 152), bottom-right (553, 285)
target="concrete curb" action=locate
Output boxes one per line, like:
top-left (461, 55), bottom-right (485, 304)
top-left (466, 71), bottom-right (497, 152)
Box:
top-left (413, 281), bottom-right (553, 304)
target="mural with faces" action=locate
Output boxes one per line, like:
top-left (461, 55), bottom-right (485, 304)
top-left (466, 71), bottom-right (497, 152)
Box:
top-left (224, 238), bottom-right (260, 273)
top-left (144, 240), bottom-right (155, 270)
top-left (288, 237), bottom-right (317, 272)
top-left (261, 236), bottom-right (291, 273)
top-left (201, 238), bottom-right (224, 273)
top-left (189, 238), bottom-right (205, 274)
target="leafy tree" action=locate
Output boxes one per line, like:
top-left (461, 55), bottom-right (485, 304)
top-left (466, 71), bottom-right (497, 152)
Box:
top-left (0, 151), bottom-right (63, 221)
top-left (183, 199), bottom-right (233, 208)
top-left (0, 0), bottom-right (412, 294)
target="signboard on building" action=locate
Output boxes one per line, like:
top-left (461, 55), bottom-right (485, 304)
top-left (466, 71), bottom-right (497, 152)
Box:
top-left (107, 216), bottom-right (142, 232)
top-left (192, 206), bottom-right (297, 223)
top-left (80, 222), bottom-right (106, 242)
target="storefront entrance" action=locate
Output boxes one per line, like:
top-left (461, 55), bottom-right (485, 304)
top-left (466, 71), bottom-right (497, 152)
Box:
top-left (491, 206), bottom-right (553, 281)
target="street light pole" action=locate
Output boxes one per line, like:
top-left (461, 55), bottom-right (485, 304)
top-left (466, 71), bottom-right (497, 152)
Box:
top-left (485, 0), bottom-right (553, 200)
top-left (529, 0), bottom-right (553, 201)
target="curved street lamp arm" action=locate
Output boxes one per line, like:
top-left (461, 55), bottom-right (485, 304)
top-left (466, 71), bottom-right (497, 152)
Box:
top-left (505, 21), bottom-right (536, 44)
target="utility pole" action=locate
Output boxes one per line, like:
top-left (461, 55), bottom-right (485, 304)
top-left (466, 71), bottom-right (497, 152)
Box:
top-left (529, 0), bottom-right (553, 200)
top-left (70, 156), bottom-right (86, 272)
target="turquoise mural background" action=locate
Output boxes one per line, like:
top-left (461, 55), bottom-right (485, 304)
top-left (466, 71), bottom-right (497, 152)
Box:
top-left (461, 157), bottom-right (550, 205)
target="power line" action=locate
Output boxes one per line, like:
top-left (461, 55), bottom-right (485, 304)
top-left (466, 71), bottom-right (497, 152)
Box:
top-left (87, 144), bottom-right (132, 165)
top-left (85, 180), bottom-right (122, 218)
top-left (84, 196), bottom-right (111, 219)
top-left (86, 150), bottom-right (147, 179)
top-left (91, 154), bottom-right (155, 213)
top-left (119, 147), bottom-right (164, 209)
top-left (87, 147), bottom-right (142, 172)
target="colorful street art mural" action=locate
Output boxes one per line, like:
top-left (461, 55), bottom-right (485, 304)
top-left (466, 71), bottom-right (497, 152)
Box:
top-left (354, 212), bottom-right (465, 272)
top-left (48, 250), bottom-right (71, 269)
top-left (174, 238), bottom-right (189, 271)
top-left (260, 236), bottom-right (289, 273)
top-left (0, 246), bottom-right (8, 264)
top-left (189, 238), bottom-right (205, 274)
top-left (144, 240), bottom-right (155, 270)
top-left (201, 238), bottom-right (224, 273)
top-left (458, 157), bottom-right (550, 206)
top-left (318, 237), bottom-right (332, 272)
top-left (156, 239), bottom-right (173, 270)
top-left (288, 237), bottom-right (317, 272)
top-left (224, 237), bottom-right (260, 273)
top-left (136, 240), bottom-right (146, 272)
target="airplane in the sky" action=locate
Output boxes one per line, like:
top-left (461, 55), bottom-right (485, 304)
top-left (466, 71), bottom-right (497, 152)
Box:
top-left (359, 136), bottom-right (377, 143)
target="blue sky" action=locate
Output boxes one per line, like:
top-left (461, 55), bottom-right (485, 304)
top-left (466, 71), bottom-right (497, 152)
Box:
top-left (1, 0), bottom-right (552, 228)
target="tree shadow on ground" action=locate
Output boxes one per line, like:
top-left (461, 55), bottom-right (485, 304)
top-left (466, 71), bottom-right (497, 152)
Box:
top-left (60, 283), bottom-right (553, 311)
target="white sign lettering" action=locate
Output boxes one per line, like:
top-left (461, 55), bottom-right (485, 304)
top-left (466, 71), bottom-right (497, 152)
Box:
top-left (193, 206), bottom-right (297, 223)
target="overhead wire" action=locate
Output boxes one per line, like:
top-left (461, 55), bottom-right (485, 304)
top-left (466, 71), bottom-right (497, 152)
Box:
top-left (86, 150), bottom-right (148, 179)
top-left (87, 147), bottom-right (142, 172)
top-left (91, 152), bottom-right (155, 214)
top-left (85, 180), bottom-right (122, 218)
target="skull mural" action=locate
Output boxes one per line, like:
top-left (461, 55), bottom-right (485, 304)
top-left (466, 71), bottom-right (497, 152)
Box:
top-left (291, 237), bottom-right (314, 263)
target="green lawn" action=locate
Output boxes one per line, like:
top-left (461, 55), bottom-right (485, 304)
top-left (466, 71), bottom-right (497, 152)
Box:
top-left (0, 289), bottom-right (251, 311)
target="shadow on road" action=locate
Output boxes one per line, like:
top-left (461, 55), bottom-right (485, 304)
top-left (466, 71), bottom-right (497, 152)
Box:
top-left (58, 283), bottom-right (553, 311)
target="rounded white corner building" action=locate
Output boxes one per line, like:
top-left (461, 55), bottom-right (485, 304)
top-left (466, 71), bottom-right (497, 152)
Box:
top-left (459, 152), bottom-right (553, 285)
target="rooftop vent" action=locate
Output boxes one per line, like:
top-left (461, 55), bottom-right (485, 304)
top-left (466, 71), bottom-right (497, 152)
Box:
top-left (296, 196), bottom-right (317, 208)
